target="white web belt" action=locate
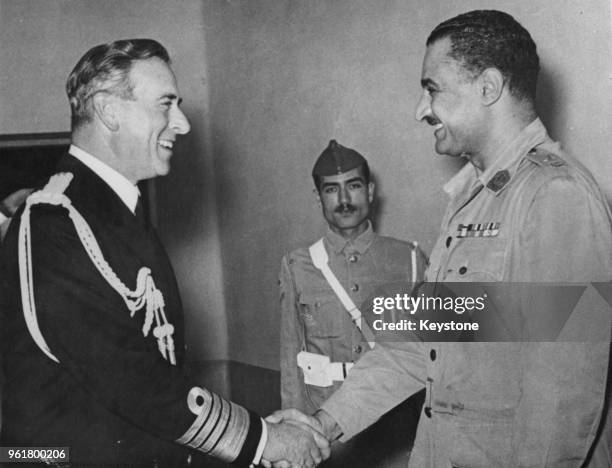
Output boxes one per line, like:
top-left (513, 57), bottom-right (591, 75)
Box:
top-left (297, 351), bottom-right (354, 387)
top-left (18, 172), bottom-right (176, 365)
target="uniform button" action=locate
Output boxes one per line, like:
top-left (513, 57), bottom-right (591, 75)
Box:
top-left (430, 349), bottom-right (437, 361)
top-left (424, 407), bottom-right (432, 418)
top-left (354, 345), bottom-right (363, 353)
top-left (351, 284), bottom-right (359, 292)
top-left (314, 301), bottom-right (321, 308)
top-left (446, 236), bottom-right (452, 247)
top-left (348, 254), bottom-right (358, 263)
top-left (458, 266), bottom-right (467, 275)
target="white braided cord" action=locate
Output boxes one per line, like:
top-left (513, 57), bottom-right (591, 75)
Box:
top-left (18, 172), bottom-right (176, 365)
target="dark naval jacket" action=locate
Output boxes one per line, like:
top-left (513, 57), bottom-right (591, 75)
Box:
top-left (1, 154), bottom-right (261, 466)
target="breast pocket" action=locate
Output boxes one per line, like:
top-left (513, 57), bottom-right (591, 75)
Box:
top-left (446, 238), bottom-right (508, 282)
top-left (298, 291), bottom-right (344, 338)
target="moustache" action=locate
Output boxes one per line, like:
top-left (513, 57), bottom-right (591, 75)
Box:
top-left (425, 115), bottom-right (441, 126)
top-left (335, 203), bottom-right (357, 213)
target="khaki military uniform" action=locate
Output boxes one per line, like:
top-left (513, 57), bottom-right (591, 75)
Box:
top-left (280, 222), bottom-right (426, 413)
top-left (322, 119), bottom-right (612, 467)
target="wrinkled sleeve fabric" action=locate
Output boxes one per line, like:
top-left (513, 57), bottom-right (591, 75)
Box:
top-left (510, 174), bottom-right (612, 467)
top-left (27, 206), bottom-right (262, 466)
top-left (320, 339), bottom-right (426, 442)
top-left (519, 175), bottom-right (612, 282)
top-left (279, 254), bottom-right (312, 412)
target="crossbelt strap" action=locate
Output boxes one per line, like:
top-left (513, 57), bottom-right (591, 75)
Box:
top-left (309, 238), bottom-right (375, 349)
top-left (411, 241), bottom-right (418, 285)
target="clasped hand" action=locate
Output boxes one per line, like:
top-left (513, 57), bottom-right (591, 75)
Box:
top-left (261, 409), bottom-right (331, 468)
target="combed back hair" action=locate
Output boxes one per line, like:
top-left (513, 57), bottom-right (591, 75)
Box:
top-left (66, 39), bottom-right (170, 130)
top-left (427, 10), bottom-right (539, 101)
top-left (313, 162), bottom-right (371, 192)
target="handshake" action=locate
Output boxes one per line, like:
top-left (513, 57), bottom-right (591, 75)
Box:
top-left (260, 408), bottom-right (340, 468)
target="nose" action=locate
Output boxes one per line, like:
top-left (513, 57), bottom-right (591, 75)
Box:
top-left (339, 185), bottom-right (350, 204)
top-left (170, 106), bottom-right (191, 135)
top-left (415, 91), bottom-right (431, 122)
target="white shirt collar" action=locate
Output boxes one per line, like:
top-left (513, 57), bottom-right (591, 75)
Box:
top-left (69, 144), bottom-right (140, 213)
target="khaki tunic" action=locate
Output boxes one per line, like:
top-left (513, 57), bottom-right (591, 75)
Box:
top-left (322, 119), bottom-right (612, 467)
top-left (279, 222), bottom-right (426, 413)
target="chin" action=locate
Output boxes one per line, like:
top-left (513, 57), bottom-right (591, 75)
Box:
top-left (154, 164), bottom-right (171, 177)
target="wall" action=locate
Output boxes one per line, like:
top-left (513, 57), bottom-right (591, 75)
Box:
top-left (0, 0), bottom-right (229, 361)
top-left (202, 0), bottom-right (612, 368)
top-left (1, 0), bottom-right (610, 371)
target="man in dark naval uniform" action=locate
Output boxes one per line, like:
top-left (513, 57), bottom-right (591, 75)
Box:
top-left (0, 39), bottom-right (328, 467)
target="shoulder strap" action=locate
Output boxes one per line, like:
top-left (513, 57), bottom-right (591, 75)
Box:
top-left (18, 173), bottom-right (176, 365)
top-left (411, 241), bottom-right (419, 285)
top-left (309, 238), bottom-right (375, 349)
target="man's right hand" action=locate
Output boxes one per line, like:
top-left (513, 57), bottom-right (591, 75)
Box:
top-left (266, 408), bottom-right (342, 443)
top-left (261, 418), bottom-right (330, 468)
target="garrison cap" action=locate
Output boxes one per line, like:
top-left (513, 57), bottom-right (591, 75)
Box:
top-left (312, 140), bottom-right (367, 177)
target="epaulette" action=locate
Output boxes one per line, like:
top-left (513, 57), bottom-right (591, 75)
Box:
top-left (525, 147), bottom-right (566, 167)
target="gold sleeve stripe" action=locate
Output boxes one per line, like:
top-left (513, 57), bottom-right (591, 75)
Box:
top-left (176, 386), bottom-right (251, 462)
top-left (207, 401), bottom-right (250, 461)
top-left (176, 386), bottom-right (215, 445)
top-left (190, 393), bottom-right (226, 450)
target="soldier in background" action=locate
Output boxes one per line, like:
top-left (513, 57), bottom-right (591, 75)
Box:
top-left (279, 140), bottom-right (426, 465)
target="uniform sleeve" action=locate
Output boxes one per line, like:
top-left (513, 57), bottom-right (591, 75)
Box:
top-left (510, 175), bottom-right (612, 466)
top-left (518, 174), bottom-right (612, 282)
top-left (320, 339), bottom-right (426, 441)
top-left (279, 255), bottom-right (312, 412)
top-left (27, 207), bottom-right (262, 466)
top-left (415, 245), bottom-right (428, 283)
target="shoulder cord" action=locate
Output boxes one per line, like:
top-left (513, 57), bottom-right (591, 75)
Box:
top-left (18, 173), bottom-right (176, 365)
top-left (309, 238), bottom-right (375, 349)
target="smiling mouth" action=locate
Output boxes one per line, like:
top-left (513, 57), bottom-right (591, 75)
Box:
top-left (158, 139), bottom-right (174, 150)
top-left (424, 116), bottom-right (444, 136)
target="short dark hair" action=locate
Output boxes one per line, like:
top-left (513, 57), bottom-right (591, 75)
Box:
top-left (427, 10), bottom-right (539, 101)
top-left (66, 39), bottom-right (170, 130)
top-left (313, 162), bottom-right (371, 192)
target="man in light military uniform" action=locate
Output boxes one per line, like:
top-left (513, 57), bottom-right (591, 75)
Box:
top-left (279, 141), bottom-right (426, 466)
top-left (1, 39), bottom-right (328, 468)
top-left (271, 10), bottom-right (612, 467)
top-left (279, 140), bottom-right (426, 413)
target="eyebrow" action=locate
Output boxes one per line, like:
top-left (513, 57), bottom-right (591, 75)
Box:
top-left (420, 78), bottom-right (437, 89)
top-left (345, 177), bottom-right (365, 184)
top-left (160, 93), bottom-right (183, 105)
top-left (321, 176), bottom-right (365, 188)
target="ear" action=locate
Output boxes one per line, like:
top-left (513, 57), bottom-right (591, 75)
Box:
top-left (313, 188), bottom-right (322, 208)
top-left (479, 68), bottom-right (504, 106)
top-left (92, 92), bottom-right (120, 131)
top-left (368, 181), bottom-right (375, 204)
